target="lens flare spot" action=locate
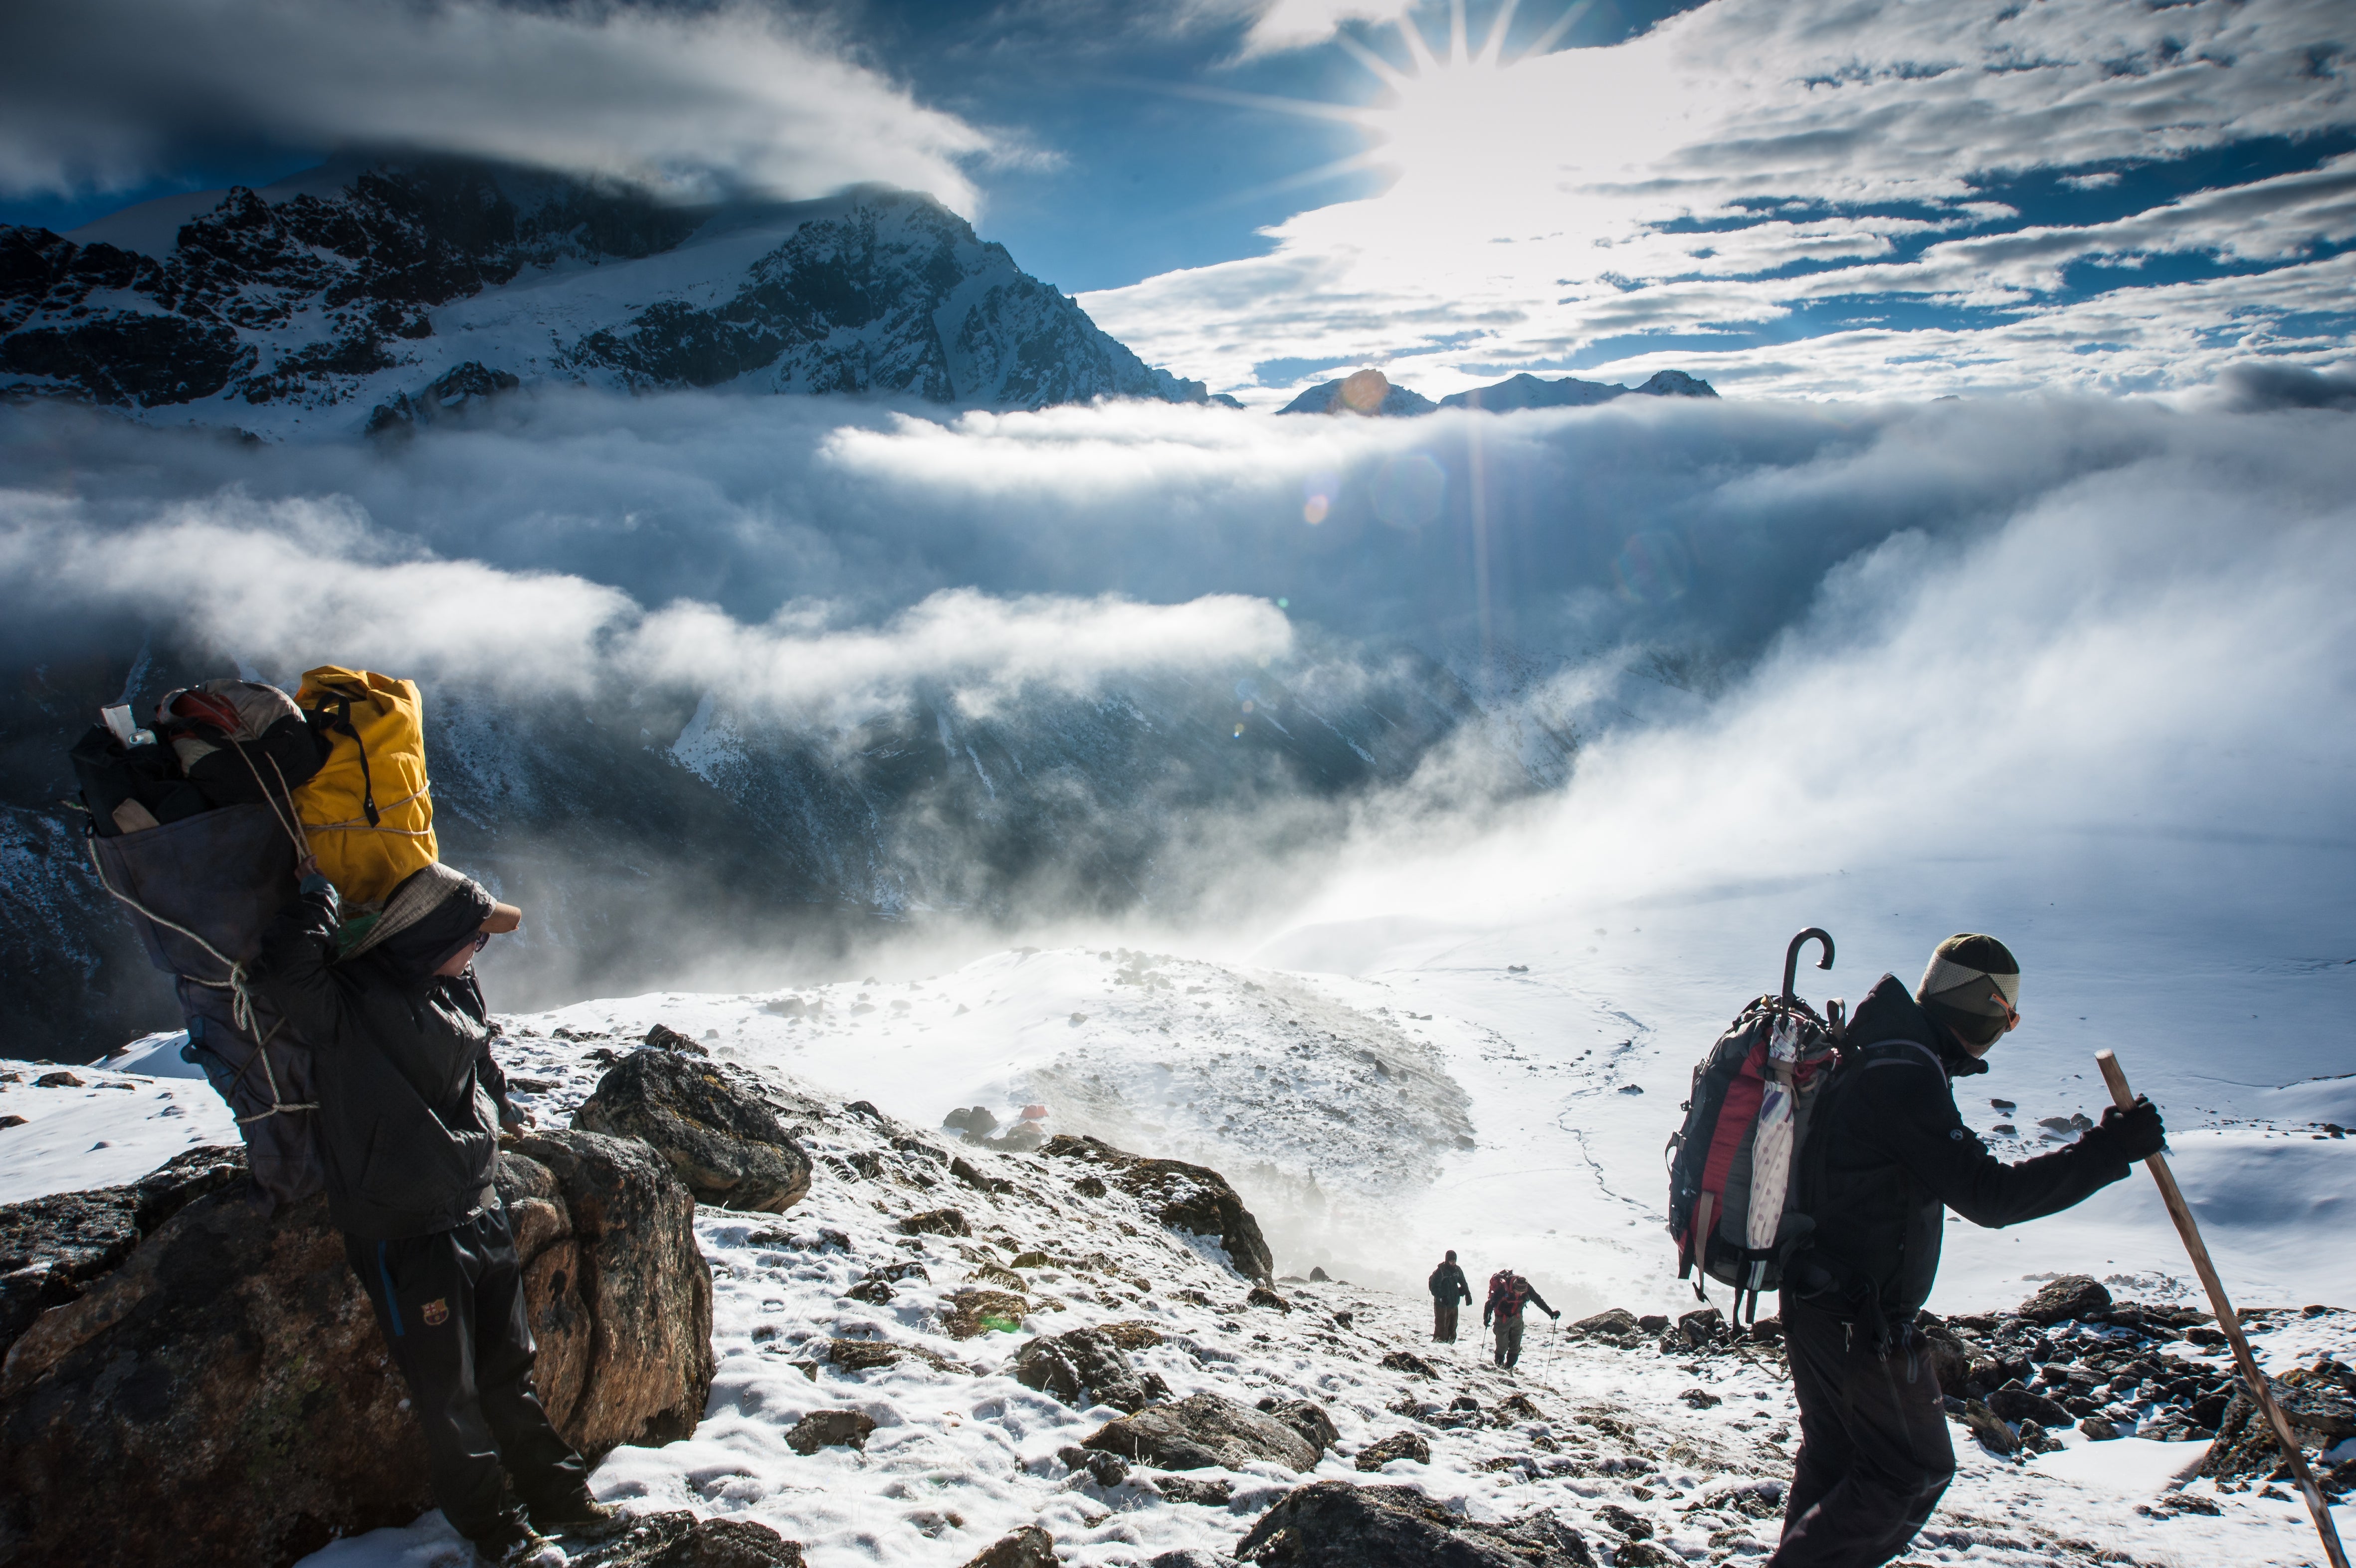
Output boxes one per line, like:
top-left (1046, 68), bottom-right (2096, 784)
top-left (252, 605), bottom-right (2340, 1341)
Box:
top-left (1372, 453), bottom-right (1446, 529)
top-left (1303, 495), bottom-right (1329, 524)
top-left (1240, 699), bottom-right (1255, 714)
top-left (1231, 722), bottom-right (1246, 739)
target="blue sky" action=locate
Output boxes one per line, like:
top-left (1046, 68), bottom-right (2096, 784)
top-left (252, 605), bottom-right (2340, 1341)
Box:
top-left (4, 0), bottom-right (2352, 403)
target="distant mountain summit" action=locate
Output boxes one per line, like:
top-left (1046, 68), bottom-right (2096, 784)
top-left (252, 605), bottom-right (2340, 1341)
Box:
top-left (1280, 365), bottom-right (1718, 416)
top-left (0, 159), bottom-right (1218, 436)
top-left (1277, 367), bottom-right (1437, 416)
top-left (1439, 369), bottom-right (1718, 410)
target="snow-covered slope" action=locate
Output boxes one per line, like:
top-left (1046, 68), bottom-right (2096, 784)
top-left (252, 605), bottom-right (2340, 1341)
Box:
top-left (0, 160), bottom-right (1215, 437)
top-left (6, 904), bottom-right (2352, 1567)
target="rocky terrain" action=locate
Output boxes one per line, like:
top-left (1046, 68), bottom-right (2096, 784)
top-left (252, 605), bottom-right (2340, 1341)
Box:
top-left (27, 1011), bottom-right (2356, 1567)
top-left (0, 158), bottom-right (1220, 435)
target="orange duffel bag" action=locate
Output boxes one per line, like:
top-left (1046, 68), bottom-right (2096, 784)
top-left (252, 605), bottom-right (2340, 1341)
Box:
top-left (288, 666), bottom-right (437, 906)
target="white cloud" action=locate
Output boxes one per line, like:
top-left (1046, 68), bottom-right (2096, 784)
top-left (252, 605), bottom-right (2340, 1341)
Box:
top-left (0, 0), bottom-right (992, 209)
top-left (1081, 0), bottom-right (2356, 401)
top-left (0, 485), bottom-right (1292, 724)
top-left (1232, 0), bottom-right (1419, 56)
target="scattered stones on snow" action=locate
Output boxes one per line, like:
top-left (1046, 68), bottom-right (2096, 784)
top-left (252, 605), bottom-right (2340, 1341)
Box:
top-left (1377, 1349), bottom-right (1436, 1378)
top-left (1234, 1481), bottom-right (1597, 1567)
top-left (641, 1022), bottom-right (708, 1057)
top-left (1039, 1135), bottom-right (1275, 1283)
top-left (1259, 1396), bottom-right (1340, 1456)
top-left (785, 1409), bottom-right (876, 1454)
top-left (1154, 1474), bottom-right (1235, 1507)
top-left (569, 1510), bottom-right (807, 1567)
top-left (959, 1523), bottom-right (1058, 1568)
top-left (901, 1207), bottom-right (973, 1237)
top-left (1355, 1431), bottom-right (1432, 1469)
top-left (572, 1049), bottom-right (813, 1212)
top-left (1011, 1326), bottom-right (1152, 1412)
top-left (1084, 1391), bottom-right (1323, 1472)
top-left (946, 1287), bottom-right (1032, 1339)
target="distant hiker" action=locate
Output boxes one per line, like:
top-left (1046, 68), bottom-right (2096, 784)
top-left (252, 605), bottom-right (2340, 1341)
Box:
top-left (1769, 935), bottom-right (2165, 1568)
top-left (259, 860), bottom-right (617, 1567)
top-left (1428, 1250), bottom-right (1472, 1342)
top-left (1482, 1268), bottom-right (1559, 1369)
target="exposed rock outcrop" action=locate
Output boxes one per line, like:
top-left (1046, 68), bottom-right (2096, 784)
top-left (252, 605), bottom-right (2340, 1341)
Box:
top-left (573, 1049), bottom-right (813, 1213)
top-left (509, 1129), bottom-right (718, 1452)
top-left (961, 1524), bottom-right (1058, 1568)
top-left (1039, 1135), bottom-right (1273, 1283)
top-left (0, 1144), bottom-right (246, 1359)
top-left (0, 1135), bottom-right (711, 1568)
top-left (1010, 1326), bottom-right (1152, 1412)
top-left (1235, 1482), bottom-right (1596, 1566)
top-left (1082, 1391), bottom-right (1322, 1472)
top-left (571, 1510), bottom-right (807, 1567)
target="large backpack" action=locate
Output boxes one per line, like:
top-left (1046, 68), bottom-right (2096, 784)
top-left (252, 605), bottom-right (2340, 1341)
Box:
top-left (1664, 928), bottom-right (1845, 1322)
top-left (290, 666), bottom-right (438, 907)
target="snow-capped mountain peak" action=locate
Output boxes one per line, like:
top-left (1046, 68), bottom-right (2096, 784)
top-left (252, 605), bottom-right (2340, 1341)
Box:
top-left (0, 158), bottom-right (1218, 436)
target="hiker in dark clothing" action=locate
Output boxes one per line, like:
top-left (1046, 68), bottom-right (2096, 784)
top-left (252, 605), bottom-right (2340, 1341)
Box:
top-left (1428, 1250), bottom-right (1472, 1342)
top-left (1482, 1269), bottom-right (1559, 1369)
top-left (1769, 934), bottom-right (2165, 1568)
top-left (259, 860), bottom-right (615, 1567)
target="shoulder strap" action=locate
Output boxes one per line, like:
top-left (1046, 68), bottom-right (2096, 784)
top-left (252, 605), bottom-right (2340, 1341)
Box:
top-left (1852, 1036), bottom-right (1948, 1083)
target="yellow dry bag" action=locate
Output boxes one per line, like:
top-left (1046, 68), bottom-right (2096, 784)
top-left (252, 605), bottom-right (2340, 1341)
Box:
top-left (289, 666), bottom-right (437, 906)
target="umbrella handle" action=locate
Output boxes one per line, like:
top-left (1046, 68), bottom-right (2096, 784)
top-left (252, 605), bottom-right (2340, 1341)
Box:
top-left (1782, 929), bottom-right (1833, 1003)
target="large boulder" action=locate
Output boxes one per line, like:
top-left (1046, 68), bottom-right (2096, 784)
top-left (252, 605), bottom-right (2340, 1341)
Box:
top-left (1011, 1326), bottom-right (1152, 1412)
top-left (1235, 1482), bottom-right (1595, 1566)
top-left (509, 1129), bottom-right (717, 1451)
top-left (2018, 1275), bottom-right (2111, 1325)
top-left (1040, 1135), bottom-right (1274, 1283)
top-left (0, 1134), bottom-right (713, 1568)
top-left (0, 1145), bottom-right (247, 1359)
top-left (574, 1050), bottom-right (813, 1213)
top-left (1082, 1391), bottom-right (1321, 1472)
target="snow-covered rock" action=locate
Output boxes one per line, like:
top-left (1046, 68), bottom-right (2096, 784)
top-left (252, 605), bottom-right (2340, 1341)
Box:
top-left (0, 160), bottom-right (1217, 437)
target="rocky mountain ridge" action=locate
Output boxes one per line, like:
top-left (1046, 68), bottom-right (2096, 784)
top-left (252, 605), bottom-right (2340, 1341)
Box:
top-left (0, 159), bottom-right (1220, 436)
top-left (1278, 367), bottom-right (1717, 417)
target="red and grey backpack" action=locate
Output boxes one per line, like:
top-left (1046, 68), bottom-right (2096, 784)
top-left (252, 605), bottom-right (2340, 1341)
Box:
top-left (1664, 929), bottom-right (1845, 1323)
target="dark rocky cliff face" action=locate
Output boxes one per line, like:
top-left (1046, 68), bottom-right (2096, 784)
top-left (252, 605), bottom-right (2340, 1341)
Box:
top-left (0, 160), bottom-right (1209, 429)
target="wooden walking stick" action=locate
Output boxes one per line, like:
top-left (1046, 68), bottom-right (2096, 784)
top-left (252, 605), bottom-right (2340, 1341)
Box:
top-left (2095, 1049), bottom-right (2349, 1568)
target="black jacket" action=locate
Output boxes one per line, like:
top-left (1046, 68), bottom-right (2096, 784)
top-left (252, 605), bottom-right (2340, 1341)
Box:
top-left (1795, 974), bottom-right (2132, 1320)
top-left (1429, 1262), bottom-right (1471, 1304)
top-left (257, 885), bottom-right (504, 1239)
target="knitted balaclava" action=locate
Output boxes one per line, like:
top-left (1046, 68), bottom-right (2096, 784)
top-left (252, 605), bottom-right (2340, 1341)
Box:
top-left (1916, 933), bottom-right (2020, 1049)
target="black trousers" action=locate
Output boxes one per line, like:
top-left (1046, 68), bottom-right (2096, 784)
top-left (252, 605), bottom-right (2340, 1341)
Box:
top-left (346, 1203), bottom-right (589, 1542)
top-left (1433, 1301), bottom-right (1459, 1341)
top-left (1767, 1295), bottom-right (1956, 1568)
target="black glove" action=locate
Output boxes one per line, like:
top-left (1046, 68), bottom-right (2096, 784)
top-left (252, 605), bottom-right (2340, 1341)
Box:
top-left (2091, 1096), bottom-right (2165, 1161)
top-left (1550, 1309), bottom-right (1561, 1320)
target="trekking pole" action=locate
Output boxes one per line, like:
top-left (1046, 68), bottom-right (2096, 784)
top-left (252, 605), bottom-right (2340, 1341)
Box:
top-left (2095, 1050), bottom-right (2349, 1568)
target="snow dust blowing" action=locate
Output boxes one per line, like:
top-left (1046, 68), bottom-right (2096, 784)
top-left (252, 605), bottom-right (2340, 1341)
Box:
top-left (5, 385), bottom-right (2355, 1089)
